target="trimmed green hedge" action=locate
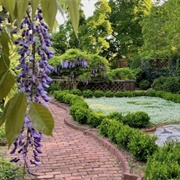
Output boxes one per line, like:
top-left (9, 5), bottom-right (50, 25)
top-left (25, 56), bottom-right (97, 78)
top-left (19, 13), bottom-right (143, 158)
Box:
top-left (144, 143), bottom-right (180, 180)
top-left (98, 118), bottom-right (158, 161)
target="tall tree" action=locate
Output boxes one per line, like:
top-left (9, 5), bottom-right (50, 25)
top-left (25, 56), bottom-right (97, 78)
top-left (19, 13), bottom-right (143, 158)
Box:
top-left (108, 0), bottom-right (152, 60)
top-left (141, 0), bottom-right (180, 58)
top-left (52, 0), bottom-right (112, 55)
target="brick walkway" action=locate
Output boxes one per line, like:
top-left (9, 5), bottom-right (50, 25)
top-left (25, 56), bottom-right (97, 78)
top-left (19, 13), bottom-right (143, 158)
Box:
top-left (30, 101), bottom-right (123, 180)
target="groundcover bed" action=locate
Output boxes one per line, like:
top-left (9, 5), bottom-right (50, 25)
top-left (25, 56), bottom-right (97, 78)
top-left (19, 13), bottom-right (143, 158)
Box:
top-left (84, 96), bottom-right (180, 125)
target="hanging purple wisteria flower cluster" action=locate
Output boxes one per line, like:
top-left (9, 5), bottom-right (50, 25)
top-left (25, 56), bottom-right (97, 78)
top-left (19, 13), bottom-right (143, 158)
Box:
top-left (60, 57), bottom-right (88, 69)
top-left (11, 5), bottom-right (53, 173)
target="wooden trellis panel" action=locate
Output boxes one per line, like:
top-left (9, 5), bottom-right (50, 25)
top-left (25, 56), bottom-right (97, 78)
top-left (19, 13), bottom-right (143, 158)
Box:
top-left (155, 59), bottom-right (169, 68)
top-left (77, 80), bottom-right (135, 92)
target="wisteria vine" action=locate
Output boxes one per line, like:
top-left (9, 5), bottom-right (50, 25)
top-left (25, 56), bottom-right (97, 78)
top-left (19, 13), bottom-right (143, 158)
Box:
top-left (10, 5), bottom-right (53, 174)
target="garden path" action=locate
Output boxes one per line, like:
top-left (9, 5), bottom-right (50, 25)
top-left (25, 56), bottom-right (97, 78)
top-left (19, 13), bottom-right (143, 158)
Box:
top-left (30, 100), bottom-right (123, 180)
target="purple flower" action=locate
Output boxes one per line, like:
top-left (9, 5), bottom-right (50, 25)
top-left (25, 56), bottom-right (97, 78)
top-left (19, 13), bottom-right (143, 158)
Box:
top-left (11, 5), bottom-right (54, 175)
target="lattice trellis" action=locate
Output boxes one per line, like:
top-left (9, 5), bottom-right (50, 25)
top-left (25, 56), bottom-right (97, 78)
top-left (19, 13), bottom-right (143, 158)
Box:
top-left (155, 59), bottom-right (169, 68)
top-left (77, 80), bottom-right (135, 92)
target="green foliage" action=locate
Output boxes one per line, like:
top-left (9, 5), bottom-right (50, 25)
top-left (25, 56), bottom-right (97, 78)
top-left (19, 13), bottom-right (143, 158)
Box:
top-left (106, 112), bottom-right (123, 122)
top-left (140, 59), bottom-right (169, 83)
top-left (98, 118), bottom-right (112, 137)
top-left (69, 99), bottom-right (89, 118)
top-left (0, 124), bottom-right (6, 145)
top-left (144, 143), bottom-right (180, 179)
top-left (108, 68), bottom-right (135, 80)
top-left (142, 0), bottom-right (180, 58)
top-left (28, 102), bottom-right (54, 136)
top-left (108, 0), bottom-right (152, 60)
top-left (132, 111), bottom-right (150, 128)
top-left (66, 0), bottom-right (80, 37)
top-left (114, 91), bottom-right (124, 97)
top-left (0, 69), bottom-right (16, 102)
top-left (87, 111), bottom-right (106, 128)
top-left (123, 91), bottom-right (134, 97)
top-left (46, 81), bottom-right (62, 94)
top-left (115, 125), bottom-right (137, 149)
top-left (105, 90), bottom-right (114, 97)
top-left (82, 90), bottom-right (93, 98)
top-left (139, 79), bottom-right (151, 90)
top-left (98, 116), bottom-right (157, 162)
top-left (146, 90), bottom-right (180, 103)
top-left (54, 90), bottom-right (70, 102)
top-left (49, 49), bottom-right (110, 88)
top-left (128, 132), bottom-right (158, 161)
top-left (70, 89), bottom-right (82, 96)
top-left (107, 120), bottom-right (123, 143)
top-left (152, 76), bottom-right (180, 94)
top-left (0, 155), bottom-right (24, 180)
top-left (52, 0), bottom-right (112, 55)
top-left (93, 90), bottom-right (105, 98)
top-left (74, 107), bottom-right (91, 124)
top-left (0, 93), bottom-right (27, 148)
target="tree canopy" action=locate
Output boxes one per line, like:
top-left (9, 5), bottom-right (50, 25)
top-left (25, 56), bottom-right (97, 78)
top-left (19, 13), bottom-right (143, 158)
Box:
top-left (108, 0), bottom-right (152, 60)
top-left (142, 0), bottom-right (180, 58)
top-left (52, 0), bottom-right (112, 55)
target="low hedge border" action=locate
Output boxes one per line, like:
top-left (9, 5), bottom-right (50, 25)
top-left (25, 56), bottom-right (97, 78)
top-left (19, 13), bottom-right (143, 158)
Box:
top-left (51, 99), bottom-right (142, 180)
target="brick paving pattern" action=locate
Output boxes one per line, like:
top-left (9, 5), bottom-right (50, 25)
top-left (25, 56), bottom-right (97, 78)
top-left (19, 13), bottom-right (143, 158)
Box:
top-left (30, 102), bottom-right (123, 180)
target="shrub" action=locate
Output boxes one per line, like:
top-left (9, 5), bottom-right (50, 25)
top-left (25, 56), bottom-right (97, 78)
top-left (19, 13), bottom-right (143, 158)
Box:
top-left (63, 94), bottom-right (77, 104)
top-left (123, 111), bottom-right (150, 128)
top-left (105, 90), bottom-right (114, 97)
top-left (74, 108), bottom-right (91, 124)
top-left (114, 91), bottom-right (124, 97)
top-left (106, 112), bottom-right (123, 122)
top-left (139, 79), bottom-right (151, 90)
top-left (128, 132), bottom-right (158, 161)
top-left (70, 89), bottom-right (82, 96)
top-left (109, 68), bottom-right (135, 80)
top-left (144, 143), bottom-right (180, 179)
top-left (87, 112), bottom-right (106, 128)
top-left (82, 90), bottom-right (93, 98)
top-left (98, 118), bottom-right (112, 137)
top-left (123, 91), bottom-right (133, 97)
top-left (107, 120), bottom-right (123, 143)
top-left (0, 156), bottom-right (24, 179)
top-left (152, 76), bottom-right (180, 94)
top-left (93, 90), bottom-right (105, 98)
top-left (69, 100), bottom-right (89, 117)
top-left (47, 81), bottom-right (62, 94)
top-left (115, 125), bottom-right (135, 149)
top-left (54, 90), bottom-right (70, 102)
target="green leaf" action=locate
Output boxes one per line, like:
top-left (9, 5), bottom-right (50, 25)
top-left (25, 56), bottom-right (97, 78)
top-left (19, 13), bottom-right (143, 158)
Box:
top-left (67, 0), bottom-right (80, 37)
top-left (16, 0), bottom-right (29, 27)
top-left (28, 102), bottom-right (54, 136)
top-left (56, 0), bottom-right (64, 18)
top-left (0, 29), bottom-right (11, 56)
top-left (0, 55), bottom-right (10, 77)
top-left (31, 0), bottom-right (40, 18)
top-left (0, 70), bottom-right (16, 102)
top-left (41, 0), bottom-right (57, 30)
top-left (1, 0), bottom-right (16, 18)
top-left (0, 92), bottom-right (27, 148)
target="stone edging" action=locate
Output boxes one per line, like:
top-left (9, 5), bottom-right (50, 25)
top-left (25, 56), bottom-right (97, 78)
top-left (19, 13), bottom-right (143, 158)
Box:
top-left (51, 100), bottom-right (142, 180)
